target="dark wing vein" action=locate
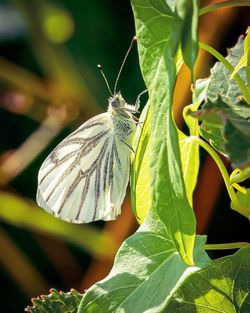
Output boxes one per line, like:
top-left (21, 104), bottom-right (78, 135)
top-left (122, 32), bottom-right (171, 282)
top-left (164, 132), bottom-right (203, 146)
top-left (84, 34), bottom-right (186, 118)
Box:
top-left (57, 137), bottom-right (110, 219)
top-left (40, 130), bottom-right (109, 188)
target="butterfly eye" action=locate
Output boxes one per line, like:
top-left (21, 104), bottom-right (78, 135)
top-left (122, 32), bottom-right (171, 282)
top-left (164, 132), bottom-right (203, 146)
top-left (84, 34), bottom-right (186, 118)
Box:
top-left (111, 99), bottom-right (120, 108)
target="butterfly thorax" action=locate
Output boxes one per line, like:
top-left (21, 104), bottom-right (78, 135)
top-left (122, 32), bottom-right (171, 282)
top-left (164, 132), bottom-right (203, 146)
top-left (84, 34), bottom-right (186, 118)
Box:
top-left (108, 92), bottom-right (136, 141)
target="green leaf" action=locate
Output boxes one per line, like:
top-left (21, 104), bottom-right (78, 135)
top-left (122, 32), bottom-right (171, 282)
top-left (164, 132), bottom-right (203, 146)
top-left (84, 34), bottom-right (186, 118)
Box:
top-left (193, 97), bottom-right (250, 168)
top-left (230, 50), bottom-right (248, 80)
top-left (130, 103), bottom-right (152, 224)
top-left (230, 167), bottom-right (250, 184)
top-left (0, 192), bottom-right (116, 259)
top-left (79, 235), bottom-right (210, 313)
top-left (134, 0), bottom-right (197, 266)
top-left (26, 288), bottom-right (83, 313)
top-left (166, 245), bottom-right (250, 312)
top-left (177, 0), bottom-right (199, 73)
top-left (131, 48), bottom-right (184, 224)
top-left (178, 101), bottom-right (200, 206)
top-left (231, 188), bottom-right (250, 220)
top-left (197, 36), bottom-right (247, 105)
top-left (230, 26), bottom-right (250, 89)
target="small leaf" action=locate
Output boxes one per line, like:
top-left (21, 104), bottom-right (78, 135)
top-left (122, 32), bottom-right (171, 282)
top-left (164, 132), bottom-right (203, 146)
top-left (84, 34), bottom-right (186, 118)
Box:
top-left (230, 167), bottom-right (250, 184)
top-left (25, 289), bottom-right (83, 313)
top-left (178, 101), bottom-right (201, 206)
top-left (131, 103), bottom-right (152, 224)
top-left (193, 97), bottom-right (250, 168)
top-left (231, 188), bottom-right (250, 220)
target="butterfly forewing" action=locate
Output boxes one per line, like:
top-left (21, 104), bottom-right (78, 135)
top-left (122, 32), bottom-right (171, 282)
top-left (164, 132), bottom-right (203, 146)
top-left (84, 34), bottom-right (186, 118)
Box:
top-left (37, 107), bottom-right (134, 223)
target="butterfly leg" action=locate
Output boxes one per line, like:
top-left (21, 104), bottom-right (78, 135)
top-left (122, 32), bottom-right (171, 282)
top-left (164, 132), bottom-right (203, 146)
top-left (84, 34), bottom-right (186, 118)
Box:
top-left (134, 89), bottom-right (147, 111)
top-left (121, 139), bottom-right (135, 153)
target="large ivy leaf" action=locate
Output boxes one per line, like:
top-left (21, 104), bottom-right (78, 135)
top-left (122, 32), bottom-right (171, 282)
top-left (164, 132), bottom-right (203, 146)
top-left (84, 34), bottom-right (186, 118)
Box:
top-left (79, 235), bottom-right (210, 313)
top-left (166, 245), bottom-right (250, 312)
top-left (134, 0), bottom-right (197, 266)
top-left (26, 289), bottom-right (83, 313)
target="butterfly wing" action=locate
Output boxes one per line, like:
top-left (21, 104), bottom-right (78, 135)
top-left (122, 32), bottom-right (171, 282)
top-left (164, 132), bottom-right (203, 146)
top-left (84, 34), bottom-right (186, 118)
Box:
top-left (37, 112), bottom-right (131, 223)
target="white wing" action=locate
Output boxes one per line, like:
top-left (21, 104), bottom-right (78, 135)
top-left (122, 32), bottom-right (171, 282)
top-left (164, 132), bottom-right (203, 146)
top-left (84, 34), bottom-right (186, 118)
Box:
top-left (37, 112), bottom-right (131, 223)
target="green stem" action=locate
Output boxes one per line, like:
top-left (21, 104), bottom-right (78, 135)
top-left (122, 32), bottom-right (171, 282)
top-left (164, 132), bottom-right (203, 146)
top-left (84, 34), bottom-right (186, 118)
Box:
top-left (199, 0), bottom-right (250, 16)
top-left (230, 167), bottom-right (250, 184)
top-left (190, 136), bottom-right (241, 209)
top-left (199, 42), bottom-right (250, 104)
top-left (205, 242), bottom-right (249, 250)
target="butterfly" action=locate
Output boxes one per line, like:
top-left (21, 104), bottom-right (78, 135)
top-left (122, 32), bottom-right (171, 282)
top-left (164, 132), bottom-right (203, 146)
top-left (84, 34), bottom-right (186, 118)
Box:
top-left (36, 91), bottom-right (141, 223)
top-left (37, 36), bottom-right (147, 223)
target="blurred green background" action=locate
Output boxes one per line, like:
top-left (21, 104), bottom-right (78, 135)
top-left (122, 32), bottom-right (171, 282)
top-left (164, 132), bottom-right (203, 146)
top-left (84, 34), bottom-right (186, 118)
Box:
top-left (0, 1), bottom-right (249, 312)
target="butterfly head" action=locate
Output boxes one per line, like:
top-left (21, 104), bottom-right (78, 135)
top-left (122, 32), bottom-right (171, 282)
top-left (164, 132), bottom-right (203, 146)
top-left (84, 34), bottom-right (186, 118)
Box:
top-left (109, 92), bottom-right (126, 110)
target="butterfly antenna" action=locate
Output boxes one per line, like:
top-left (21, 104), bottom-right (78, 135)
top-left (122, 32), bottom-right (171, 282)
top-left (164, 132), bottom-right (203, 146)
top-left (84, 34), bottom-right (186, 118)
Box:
top-left (97, 64), bottom-right (113, 96)
top-left (114, 36), bottom-right (137, 94)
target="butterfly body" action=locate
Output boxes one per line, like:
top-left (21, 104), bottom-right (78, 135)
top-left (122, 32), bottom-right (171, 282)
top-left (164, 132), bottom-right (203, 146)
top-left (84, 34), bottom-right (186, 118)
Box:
top-left (37, 92), bottom-right (137, 223)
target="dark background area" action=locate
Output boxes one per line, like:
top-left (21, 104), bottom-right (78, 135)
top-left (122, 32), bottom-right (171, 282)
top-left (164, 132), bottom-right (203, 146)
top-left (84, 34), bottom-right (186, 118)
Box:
top-left (0, 1), bottom-right (249, 312)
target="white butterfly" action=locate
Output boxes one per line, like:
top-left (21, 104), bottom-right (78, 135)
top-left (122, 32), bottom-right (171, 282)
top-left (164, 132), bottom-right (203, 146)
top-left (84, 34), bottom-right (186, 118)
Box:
top-left (36, 92), bottom-right (141, 223)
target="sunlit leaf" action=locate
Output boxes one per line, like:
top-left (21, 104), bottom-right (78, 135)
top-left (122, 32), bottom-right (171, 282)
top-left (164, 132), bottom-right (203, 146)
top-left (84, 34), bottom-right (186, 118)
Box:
top-left (79, 236), bottom-right (210, 313)
top-left (231, 188), bottom-right (250, 220)
top-left (130, 103), bottom-right (151, 224)
top-left (178, 101), bottom-right (200, 206)
top-left (167, 245), bottom-right (250, 312)
top-left (135, 0), bottom-right (197, 266)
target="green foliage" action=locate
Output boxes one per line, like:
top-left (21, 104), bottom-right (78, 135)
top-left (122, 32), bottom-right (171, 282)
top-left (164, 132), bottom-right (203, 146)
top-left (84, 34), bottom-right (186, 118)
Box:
top-left (192, 38), bottom-right (250, 168)
top-left (231, 188), bottom-right (250, 219)
top-left (26, 289), bottom-right (83, 313)
top-left (178, 99), bottom-right (201, 206)
top-left (195, 97), bottom-right (250, 168)
top-left (79, 236), bottom-right (210, 313)
top-left (202, 37), bottom-right (247, 104)
top-left (177, 0), bottom-right (199, 74)
top-left (133, 0), bottom-right (197, 266)
top-left (130, 103), bottom-right (151, 223)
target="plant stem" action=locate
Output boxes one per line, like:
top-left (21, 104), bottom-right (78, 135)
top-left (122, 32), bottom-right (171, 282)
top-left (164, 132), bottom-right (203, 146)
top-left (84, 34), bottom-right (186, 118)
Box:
top-left (190, 136), bottom-right (241, 210)
top-left (205, 242), bottom-right (249, 250)
top-left (199, 42), bottom-right (250, 104)
top-left (199, 0), bottom-right (250, 16)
